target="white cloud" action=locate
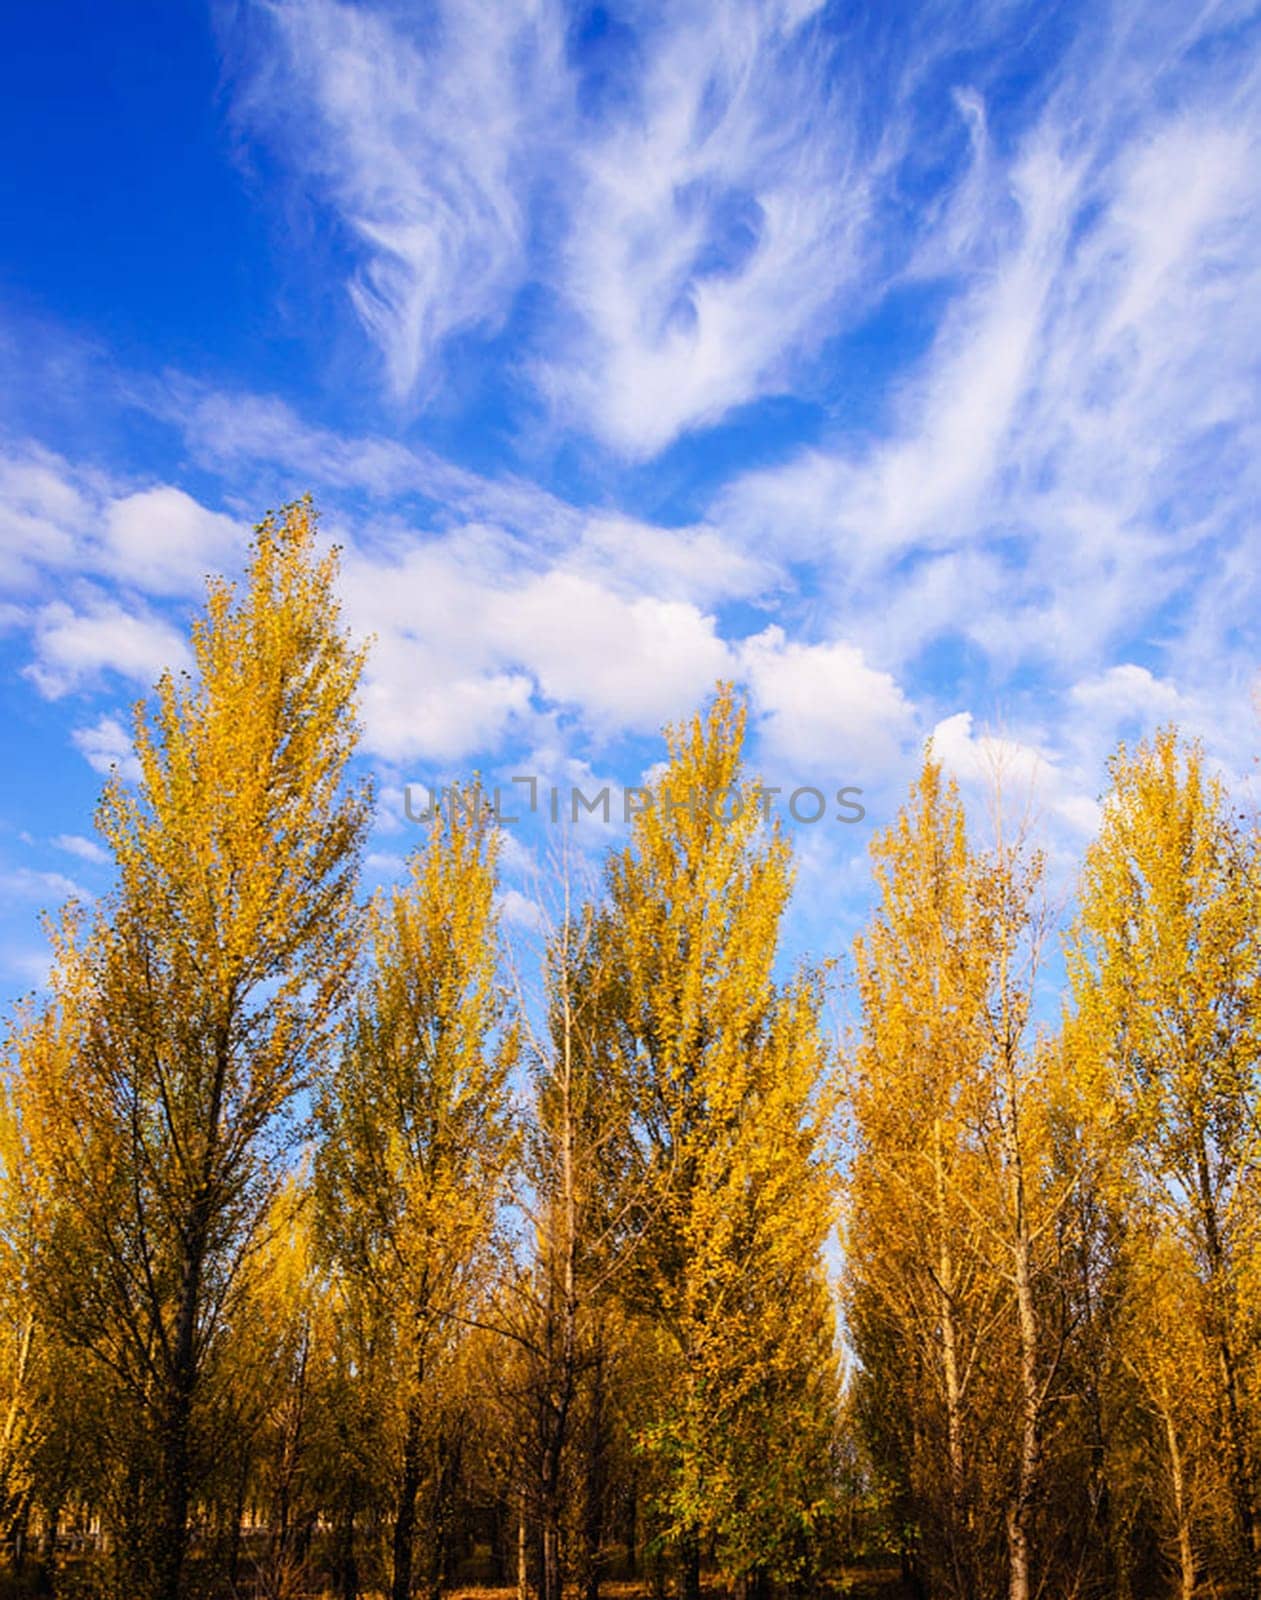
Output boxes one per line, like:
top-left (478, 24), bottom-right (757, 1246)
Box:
top-left (0, 444), bottom-right (101, 590)
top-left (742, 627), bottom-right (912, 773)
top-left (1069, 664), bottom-right (1184, 725)
top-left (71, 715), bottom-right (142, 780)
top-left (0, 945), bottom-right (55, 993)
top-left (232, 0), bottom-right (566, 400)
top-left (24, 596), bottom-right (191, 699)
top-left (339, 542), bottom-right (732, 759)
top-left (361, 653), bottom-right (535, 764)
top-left (709, 0), bottom-right (1261, 716)
top-left (0, 444), bottom-right (243, 597)
top-left (363, 850), bottom-right (407, 881)
top-left (102, 487), bottom-right (242, 594)
top-left (572, 514), bottom-right (773, 606)
top-left (52, 832), bottom-right (109, 865)
top-left (0, 866), bottom-right (91, 906)
top-left (497, 573), bottom-right (730, 731)
top-left (930, 711), bottom-right (1099, 841)
top-left (538, 0), bottom-right (874, 456)
top-left (496, 885), bottom-right (545, 932)
top-left (223, 0), bottom-right (1024, 457)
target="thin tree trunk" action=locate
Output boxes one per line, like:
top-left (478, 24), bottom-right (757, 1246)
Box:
top-left (1197, 1135), bottom-right (1259, 1595)
top-left (581, 1333), bottom-right (608, 1600)
top-left (1158, 1380), bottom-right (1195, 1600)
top-left (392, 1395), bottom-right (426, 1600)
top-left (516, 1486), bottom-right (528, 1600)
top-left (156, 1083), bottom-right (221, 1600)
top-left (429, 1423), bottom-right (463, 1600)
top-left (623, 1466), bottom-right (638, 1579)
top-left (680, 1523), bottom-right (701, 1600)
top-left (1007, 1130), bottom-right (1039, 1600)
top-left (40, 1500), bottom-right (59, 1572)
top-left (156, 1269), bottom-right (200, 1600)
top-left (933, 1117), bottom-right (967, 1595)
top-left (227, 1454), bottom-right (249, 1593)
top-left (334, 1487), bottom-right (359, 1600)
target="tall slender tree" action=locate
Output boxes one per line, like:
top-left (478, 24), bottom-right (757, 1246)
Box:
top-left (593, 687), bottom-right (838, 1600)
top-left (1066, 729), bottom-right (1261, 1596)
top-left (7, 500), bottom-right (370, 1600)
top-left (316, 787), bottom-right (517, 1600)
top-left (846, 754), bottom-right (1074, 1600)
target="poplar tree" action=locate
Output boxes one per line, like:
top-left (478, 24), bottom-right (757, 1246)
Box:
top-left (1066, 729), bottom-right (1261, 1596)
top-left (6, 500), bottom-right (370, 1600)
top-left (511, 880), bottom-right (626, 1600)
top-left (845, 760), bottom-right (1006, 1597)
top-left (846, 755), bottom-right (1072, 1600)
top-left (316, 789), bottom-right (516, 1600)
top-left (593, 687), bottom-right (838, 1600)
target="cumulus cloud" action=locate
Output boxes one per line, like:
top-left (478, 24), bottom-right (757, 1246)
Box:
top-left (0, 866), bottom-right (91, 907)
top-left (101, 487), bottom-right (242, 594)
top-left (336, 534), bottom-right (733, 760)
top-left (23, 596), bottom-right (191, 699)
top-left (741, 628), bottom-right (912, 773)
top-left (496, 885), bottom-right (545, 932)
top-left (0, 444), bottom-right (102, 590)
top-left (930, 712), bottom-right (1100, 842)
top-left (1069, 664), bottom-right (1185, 726)
top-left (0, 444), bottom-right (245, 597)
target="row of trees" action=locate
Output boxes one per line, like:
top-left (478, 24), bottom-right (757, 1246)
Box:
top-left (0, 501), bottom-right (1257, 1600)
top-left (846, 731), bottom-right (1261, 1600)
top-left (0, 506), bottom-right (838, 1600)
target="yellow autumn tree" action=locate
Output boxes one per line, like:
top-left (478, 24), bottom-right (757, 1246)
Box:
top-left (592, 687), bottom-right (839, 1600)
top-left (316, 787), bottom-right (517, 1600)
top-left (498, 859), bottom-right (633, 1600)
top-left (6, 500), bottom-right (371, 1600)
top-left (0, 1083), bottom-right (40, 1571)
top-left (844, 758), bottom-right (1006, 1597)
top-left (846, 753), bottom-right (1081, 1600)
top-left (1066, 729), bottom-right (1261, 1597)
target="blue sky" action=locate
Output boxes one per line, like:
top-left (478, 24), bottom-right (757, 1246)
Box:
top-left (1, 0), bottom-right (1259, 1000)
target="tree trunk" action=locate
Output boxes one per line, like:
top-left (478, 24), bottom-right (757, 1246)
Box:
top-left (516, 1486), bottom-right (528, 1600)
top-left (622, 1467), bottom-right (638, 1578)
top-left (155, 1158), bottom-right (215, 1600)
top-left (1158, 1382), bottom-right (1195, 1600)
top-left (933, 1118), bottom-right (967, 1595)
top-left (40, 1500), bottom-right (60, 1571)
top-left (542, 1521), bottom-right (560, 1600)
top-left (155, 1377), bottom-right (195, 1600)
top-left (580, 1335), bottom-right (608, 1600)
top-left (429, 1423), bottom-right (463, 1600)
top-left (1197, 1136), bottom-right (1259, 1596)
top-left (540, 1405), bottom-right (565, 1600)
top-left (334, 1488), bottom-right (360, 1600)
top-left (392, 1396), bottom-right (426, 1600)
top-left (680, 1524), bottom-right (701, 1600)
top-left (1007, 1137), bottom-right (1039, 1600)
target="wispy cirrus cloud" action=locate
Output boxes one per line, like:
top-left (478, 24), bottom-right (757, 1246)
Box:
top-left (534, 0), bottom-right (878, 457)
top-left (228, 0), bottom-right (568, 401)
top-left (713, 0), bottom-right (1261, 746)
top-left (5, 0), bottom-right (1258, 905)
top-left (222, 0), bottom-right (1021, 455)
